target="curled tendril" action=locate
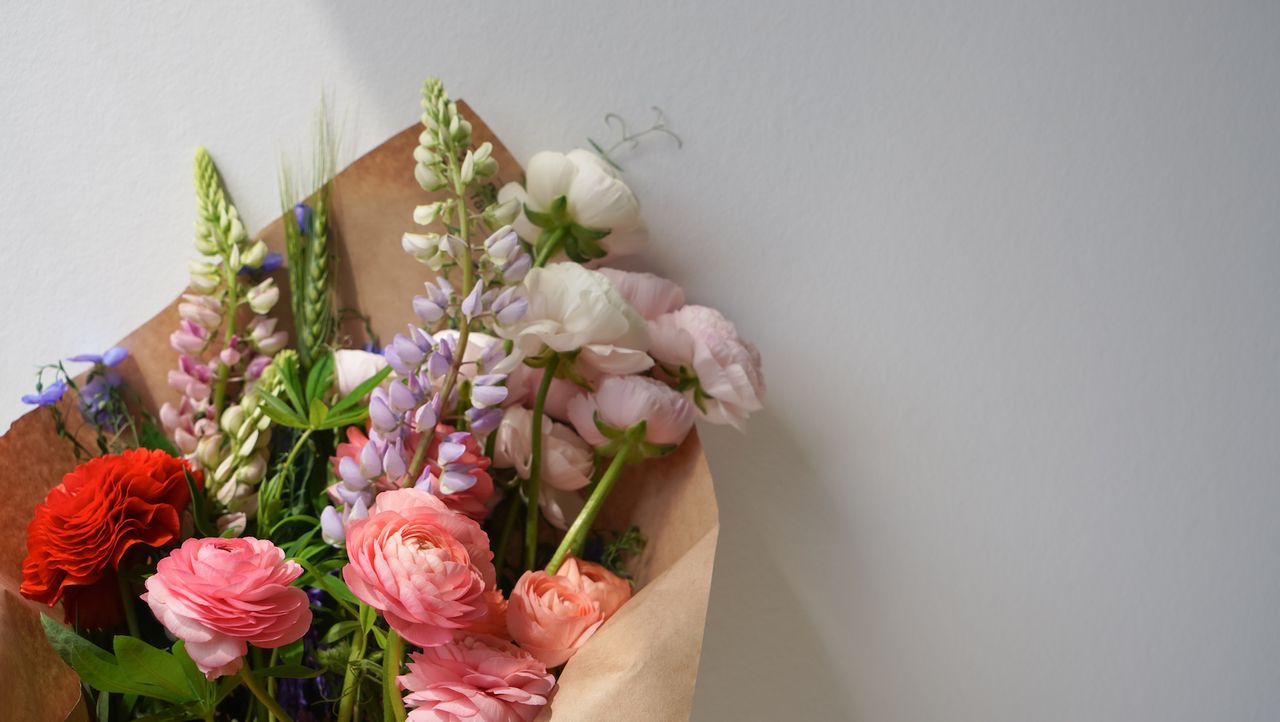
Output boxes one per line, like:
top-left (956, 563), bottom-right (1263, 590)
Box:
top-left (588, 107), bottom-right (683, 171)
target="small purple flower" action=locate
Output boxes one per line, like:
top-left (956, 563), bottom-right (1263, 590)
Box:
top-left (21, 379), bottom-right (67, 407)
top-left (67, 346), bottom-right (129, 368)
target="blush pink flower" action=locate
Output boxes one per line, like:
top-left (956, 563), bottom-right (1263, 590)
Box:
top-left (142, 537), bottom-right (311, 679)
top-left (399, 635), bottom-right (555, 722)
top-left (648, 304), bottom-right (765, 431)
top-left (597, 267), bottom-right (685, 321)
top-left (506, 558), bottom-right (631, 667)
top-left (504, 365), bottom-right (585, 421)
top-left (566, 375), bottom-right (695, 448)
top-left (344, 489), bottom-right (494, 646)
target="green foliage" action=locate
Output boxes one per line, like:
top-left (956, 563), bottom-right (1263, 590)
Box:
top-left (601, 525), bottom-right (648, 580)
top-left (257, 350), bottom-right (391, 432)
top-left (40, 615), bottom-right (223, 719)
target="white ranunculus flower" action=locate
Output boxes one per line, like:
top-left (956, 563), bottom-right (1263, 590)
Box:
top-left (499, 262), bottom-right (652, 377)
top-left (498, 149), bottom-right (646, 258)
top-left (333, 349), bottom-right (389, 398)
top-left (492, 406), bottom-right (594, 491)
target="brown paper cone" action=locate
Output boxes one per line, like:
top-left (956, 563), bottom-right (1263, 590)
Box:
top-left (0, 102), bottom-right (718, 721)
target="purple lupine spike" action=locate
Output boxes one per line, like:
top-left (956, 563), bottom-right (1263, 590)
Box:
top-left (501, 252), bottom-right (532, 282)
top-left (437, 441), bottom-right (467, 465)
top-left (390, 333), bottom-right (427, 368)
top-left (470, 383), bottom-right (508, 408)
top-left (414, 398), bottom-right (439, 431)
top-left (338, 457), bottom-right (372, 490)
top-left (439, 469), bottom-right (478, 494)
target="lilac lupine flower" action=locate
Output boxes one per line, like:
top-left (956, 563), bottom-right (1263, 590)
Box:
top-left (491, 286), bottom-right (528, 326)
top-left (433, 431), bottom-right (482, 493)
top-left (21, 380), bottom-right (67, 407)
top-left (412, 278), bottom-right (453, 324)
top-left (466, 406), bottom-right (503, 436)
top-left (320, 498), bottom-right (368, 546)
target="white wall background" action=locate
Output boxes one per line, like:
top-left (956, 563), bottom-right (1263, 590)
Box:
top-left (4, 2), bottom-right (1279, 720)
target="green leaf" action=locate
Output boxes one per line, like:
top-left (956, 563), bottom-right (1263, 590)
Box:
top-left (329, 365), bottom-right (392, 416)
top-left (257, 391), bottom-right (309, 429)
top-left (113, 636), bottom-right (193, 703)
top-left (183, 469), bottom-right (216, 538)
top-left (305, 352), bottom-right (336, 404)
top-left (523, 204), bottom-right (556, 230)
top-left (324, 620), bottom-right (361, 644)
top-left (308, 399), bottom-right (328, 427)
top-left (276, 355), bottom-right (308, 412)
top-left (136, 418), bottom-right (179, 454)
top-left (39, 615), bottom-right (191, 703)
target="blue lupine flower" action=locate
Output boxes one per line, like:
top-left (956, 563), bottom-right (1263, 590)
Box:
top-left (67, 346), bottom-right (128, 367)
top-left (21, 380), bottom-right (67, 406)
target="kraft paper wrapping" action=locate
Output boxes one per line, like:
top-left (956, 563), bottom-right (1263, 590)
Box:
top-left (0, 102), bottom-right (718, 721)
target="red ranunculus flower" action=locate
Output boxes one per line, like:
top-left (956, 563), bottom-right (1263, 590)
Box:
top-left (20, 448), bottom-right (196, 628)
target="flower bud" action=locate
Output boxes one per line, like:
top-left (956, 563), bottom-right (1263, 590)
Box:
top-left (196, 432), bottom-right (223, 469)
top-left (415, 163), bottom-right (446, 192)
top-left (247, 278), bottom-right (279, 314)
top-left (241, 239), bottom-right (269, 269)
top-left (460, 151), bottom-right (476, 185)
top-left (221, 405), bottom-right (246, 436)
top-left (413, 202), bottom-right (446, 227)
top-left (236, 456), bottom-right (266, 484)
top-left (483, 198), bottom-right (520, 229)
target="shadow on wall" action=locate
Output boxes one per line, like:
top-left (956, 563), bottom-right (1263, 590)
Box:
top-left (693, 409), bottom-right (855, 720)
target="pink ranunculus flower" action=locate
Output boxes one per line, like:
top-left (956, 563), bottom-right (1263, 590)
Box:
top-left (142, 537), bottom-right (311, 679)
top-left (647, 304), bottom-right (765, 431)
top-left (507, 557), bottom-right (632, 667)
top-left (399, 635), bottom-right (555, 722)
top-left (597, 267), bottom-right (686, 321)
top-left (566, 375), bottom-right (695, 449)
top-left (343, 489), bottom-right (494, 646)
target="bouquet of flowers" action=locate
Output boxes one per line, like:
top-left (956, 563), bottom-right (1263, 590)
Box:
top-left (1, 77), bottom-right (764, 722)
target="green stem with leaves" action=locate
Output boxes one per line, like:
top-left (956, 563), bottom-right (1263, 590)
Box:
top-left (524, 355), bottom-right (561, 570)
top-left (546, 441), bottom-right (633, 574)
top-left (239, 664), bottom-right (294, 722)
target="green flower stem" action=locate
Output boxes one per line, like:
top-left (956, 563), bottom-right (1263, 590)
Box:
top-left (546, 444), bottom-right (633, 575)
top-left (432, 154), bottom-right (475, 427)
top-left (383, 630), bottom-right (408, 722)
top-left (492, 489), bottom-right (522, 575)
top-left (534, 226), bottom-right (568, 268)
top-left (239, 664), bottom-right (294, 722)
top-left (116, 573), bottom-right (140, 639)
top-left (524, 354), bottom-right (561, 570)
top-left (336, 622), bottom-right (368, 722)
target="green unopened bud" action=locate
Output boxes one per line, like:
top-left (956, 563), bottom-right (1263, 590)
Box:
top-left (415, 163), bottom-right (446, 192)
top-left (413, 145), bottom-right (439, 165)
top-left (241, 240), bottom-right (268, 269)
top-left (227, 215), bottom-right (247, 245)
top-left (236, 456), bottom-right (266, 484)
top-left (483, 198), bottom-right (520, 228)
top-left (460, 151), bottom-right (476, 185)
top-left (221, 405), bottom-right (246, 436)
top-left (413, 202), bottom-right (446, 226)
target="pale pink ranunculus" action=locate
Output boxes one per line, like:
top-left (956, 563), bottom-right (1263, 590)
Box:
top-left (504, 365), bottom-right (585, 422)
top-left (493, 407), bottom-right (594, 491)
top-left (142, 537), bottom-right (311, 679)
top-left (647, 304), bottom-right (765, 431)
top-left (507, 557), bottom-right (632, 667)
top-left (333, 349), bottom-right (389, 398)
top-left (498, 263), bottom-right (652, 377)
top-left (538, 486), bottom-right (585, 531)
top-left (597, 268), bottom-right (685, 321)
top-left (344, 489), bottom-right (493, 646)
top-left (399, 635), bottom-right (555, 722)
top-left (567, 375), bottom-right (695, 448)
